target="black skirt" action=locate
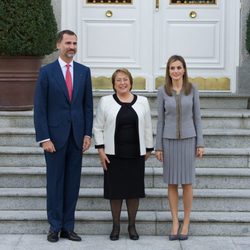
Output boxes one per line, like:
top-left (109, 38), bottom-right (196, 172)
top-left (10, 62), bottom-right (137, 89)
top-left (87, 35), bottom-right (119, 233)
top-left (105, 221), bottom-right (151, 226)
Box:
top-left (104, 155), bottom-right (145, 199)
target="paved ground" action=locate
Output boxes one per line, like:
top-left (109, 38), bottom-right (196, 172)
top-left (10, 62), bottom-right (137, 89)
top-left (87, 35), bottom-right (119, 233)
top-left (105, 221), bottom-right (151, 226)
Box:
top-left (1, 235), bottom-right (250, 250)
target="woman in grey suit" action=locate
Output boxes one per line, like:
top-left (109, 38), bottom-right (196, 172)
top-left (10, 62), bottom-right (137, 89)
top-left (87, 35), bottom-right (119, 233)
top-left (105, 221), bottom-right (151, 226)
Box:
top-left (155, 55), bottom-right (204, 241)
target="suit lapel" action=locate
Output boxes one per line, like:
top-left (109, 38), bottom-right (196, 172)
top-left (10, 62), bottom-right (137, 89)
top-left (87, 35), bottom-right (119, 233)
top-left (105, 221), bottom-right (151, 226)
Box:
top-left (71, 62), bottom-right (81, 103)
top-left (53, 60), bottom-right (71, 102)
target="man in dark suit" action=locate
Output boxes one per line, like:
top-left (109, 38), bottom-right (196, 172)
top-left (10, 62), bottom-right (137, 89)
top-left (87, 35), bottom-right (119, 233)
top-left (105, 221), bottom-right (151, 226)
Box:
top-left (34, 30), bottom-right (93, 242)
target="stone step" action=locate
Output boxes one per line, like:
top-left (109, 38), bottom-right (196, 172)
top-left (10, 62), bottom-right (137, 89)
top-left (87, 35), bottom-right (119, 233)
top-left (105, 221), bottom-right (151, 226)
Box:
top-left (2, 109), bottom-right (250, 130)
top-left (151, 109), bottom-right (250, 131)
top-left (0, 95), bottom-right (249, 238)
top-left (195, 147), bottom-right (250, 169)
top-left (200, 109), bottom-right (250, 129)
top-left (1, 128), bottom-right (250, 148)
top-left (0, 187), bottom-right (249, 212)
top-left (94, 92), bottom-right (250, 110)
top-left (0, 166), bottom-right (250, 189)
top-left (0, 127), bottom-right (36, 146)
top-left (154, 168), bottom-right (250, 189)
top-left (203, 129), bottom-right (250, 148)
top-left (0, 210), bottom-right (249, 236)
top-left (0, 111), bottom-right (34, 128)
top-left (0, 146), bottom-right (250, 168)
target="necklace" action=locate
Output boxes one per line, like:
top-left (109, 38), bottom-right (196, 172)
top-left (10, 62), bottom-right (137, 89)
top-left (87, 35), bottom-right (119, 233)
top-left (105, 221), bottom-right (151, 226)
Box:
top-left (173, 87), bottom-right (182, 94)
top-left (172, 83), bottom-right (183, 94)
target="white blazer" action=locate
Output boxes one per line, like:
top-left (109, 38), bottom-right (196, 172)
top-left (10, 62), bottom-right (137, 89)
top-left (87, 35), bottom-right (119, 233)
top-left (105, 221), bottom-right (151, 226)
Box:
top-left (93, 94), bottom-right (154, 155)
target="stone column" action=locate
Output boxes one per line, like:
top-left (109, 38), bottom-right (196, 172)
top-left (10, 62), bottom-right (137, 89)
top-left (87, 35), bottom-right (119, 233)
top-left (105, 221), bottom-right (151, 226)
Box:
top-left (238, 0), bottom-right (250, 94)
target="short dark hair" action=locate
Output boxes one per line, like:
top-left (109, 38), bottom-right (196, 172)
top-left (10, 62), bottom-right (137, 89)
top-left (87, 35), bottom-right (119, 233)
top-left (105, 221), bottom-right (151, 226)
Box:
top-left (56, 30), bottom-right (77, 43)
top-left (111, 68), bottom-right (133, 92)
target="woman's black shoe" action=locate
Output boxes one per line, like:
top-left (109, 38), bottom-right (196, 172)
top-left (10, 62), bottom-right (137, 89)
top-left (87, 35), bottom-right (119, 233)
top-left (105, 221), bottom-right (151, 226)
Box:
top-left (109, 225), bottom-right (120, 241)
top-left (169, 234), bottom-right (179, 241)
top-left (179, 233), bottom-right (189, 240)
top-left (178, 224), bottom-right (189, 240)
top-left (169, 224), bottom-right (180, 241)
top-left (128, 225), bottom-right (139, 240)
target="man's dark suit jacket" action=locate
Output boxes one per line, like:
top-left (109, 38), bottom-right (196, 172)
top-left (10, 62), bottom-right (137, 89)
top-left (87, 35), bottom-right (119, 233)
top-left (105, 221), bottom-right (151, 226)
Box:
top-left (34, 59), bottom-right (93, 149)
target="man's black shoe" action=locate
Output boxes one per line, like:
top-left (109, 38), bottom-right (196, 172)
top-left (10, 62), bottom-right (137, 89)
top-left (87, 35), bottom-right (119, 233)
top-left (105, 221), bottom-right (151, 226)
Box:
top-left (60, 231), bottom-right (82, 241)
top-left (47, 231), bottom-right (59, 242)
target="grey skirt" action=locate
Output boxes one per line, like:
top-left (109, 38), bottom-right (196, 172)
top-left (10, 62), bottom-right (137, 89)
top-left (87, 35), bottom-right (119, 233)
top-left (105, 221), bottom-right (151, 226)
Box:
top-left (162, 137), bottom-right (196, 185)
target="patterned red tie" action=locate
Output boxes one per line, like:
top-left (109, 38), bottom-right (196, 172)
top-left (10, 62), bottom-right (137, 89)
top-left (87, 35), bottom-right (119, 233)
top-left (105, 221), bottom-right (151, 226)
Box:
top-left (65, 64), bottom-right (73, 101)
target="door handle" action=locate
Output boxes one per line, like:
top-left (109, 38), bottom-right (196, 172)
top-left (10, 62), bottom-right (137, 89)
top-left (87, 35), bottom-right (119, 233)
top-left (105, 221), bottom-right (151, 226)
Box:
top-left (105, 10), bottom-right (113, 18)
top-left (156, 0), bottom-right (159, 11)
top-left (189, 11), bottom-right (197, 19)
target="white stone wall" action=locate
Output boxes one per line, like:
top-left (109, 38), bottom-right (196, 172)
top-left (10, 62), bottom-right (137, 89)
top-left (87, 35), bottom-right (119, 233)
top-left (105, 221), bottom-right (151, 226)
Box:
top-left (51, 0), bottom-right (61, 30)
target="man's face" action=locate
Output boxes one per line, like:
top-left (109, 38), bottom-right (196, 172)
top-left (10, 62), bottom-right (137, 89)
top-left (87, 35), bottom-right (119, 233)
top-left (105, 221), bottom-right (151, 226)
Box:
top-left (57, 34), bottom-right (77, 61)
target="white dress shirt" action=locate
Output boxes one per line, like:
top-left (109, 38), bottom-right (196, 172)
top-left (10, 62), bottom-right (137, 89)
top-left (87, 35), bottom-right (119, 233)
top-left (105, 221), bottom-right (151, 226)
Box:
top-left (58, 57), bottom-right (74, 86)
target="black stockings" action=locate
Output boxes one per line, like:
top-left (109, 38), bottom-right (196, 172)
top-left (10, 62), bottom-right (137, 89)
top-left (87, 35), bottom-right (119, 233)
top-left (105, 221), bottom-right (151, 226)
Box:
top-left (109, 199), bottom-right (123, 238)
top-left (110, 199), bottom-right (123, 227)
top-left (126, 198), bottom-right (139, 226)
top-left (126, 199), bottom-right (139, 239)
top-left (110, 198), bottom-right (139, 239)
top-left (110, 198), bottom-right (139, 226)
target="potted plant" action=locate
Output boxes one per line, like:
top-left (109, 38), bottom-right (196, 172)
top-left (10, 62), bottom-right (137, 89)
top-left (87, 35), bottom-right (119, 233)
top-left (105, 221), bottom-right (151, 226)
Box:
top-left (0, 0), bottom-right (57, 111)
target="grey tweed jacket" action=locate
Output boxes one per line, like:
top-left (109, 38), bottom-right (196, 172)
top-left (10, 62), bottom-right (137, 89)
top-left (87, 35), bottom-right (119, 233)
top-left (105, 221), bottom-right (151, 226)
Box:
top-left (155, 85), bottom-right (204, 151)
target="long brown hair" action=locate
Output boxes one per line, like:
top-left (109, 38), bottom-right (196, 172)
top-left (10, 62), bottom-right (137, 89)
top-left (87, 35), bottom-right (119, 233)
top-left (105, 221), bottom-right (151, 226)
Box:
top-left (165, 55), bottom-right (192, 96)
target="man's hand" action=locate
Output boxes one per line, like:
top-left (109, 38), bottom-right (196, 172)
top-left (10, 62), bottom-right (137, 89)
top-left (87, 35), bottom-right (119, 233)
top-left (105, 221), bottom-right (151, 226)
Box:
top-left (41, 140), bottom-right (56, 153)
top-left (82, 136), bottom-right (91, 153)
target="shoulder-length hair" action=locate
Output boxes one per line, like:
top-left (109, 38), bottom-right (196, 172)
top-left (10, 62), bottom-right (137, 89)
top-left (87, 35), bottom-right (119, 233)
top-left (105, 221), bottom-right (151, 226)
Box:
top-left (165, 55), bottom-right (192, 96)
top-left (111, 68), bottom-right (133, 92)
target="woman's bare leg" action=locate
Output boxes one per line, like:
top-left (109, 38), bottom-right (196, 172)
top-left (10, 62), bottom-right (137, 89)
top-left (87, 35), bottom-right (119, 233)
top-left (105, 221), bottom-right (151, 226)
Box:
top-left (168, 184), bottom-right (179, 234)
top-left (181, 184), bottom-right (193, 235)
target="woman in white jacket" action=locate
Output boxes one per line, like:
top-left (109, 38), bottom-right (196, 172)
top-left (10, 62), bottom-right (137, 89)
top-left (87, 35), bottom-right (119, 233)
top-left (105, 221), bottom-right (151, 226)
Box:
top-left (93, 68), bottom-right (154, 241)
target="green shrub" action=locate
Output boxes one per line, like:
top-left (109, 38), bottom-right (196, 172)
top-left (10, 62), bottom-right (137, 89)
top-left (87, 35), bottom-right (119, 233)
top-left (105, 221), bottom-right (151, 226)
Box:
top-left (246, 10), bottom-right (250, 54)
top-left (0, 0), bottom-right (58, 56)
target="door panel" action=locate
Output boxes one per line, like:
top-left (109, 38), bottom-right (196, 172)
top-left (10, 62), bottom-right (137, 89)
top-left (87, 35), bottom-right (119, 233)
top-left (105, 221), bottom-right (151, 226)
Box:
top-left (166, 22), bottom-right (220, 64)
top-left (80, 2), bottom-right (139, 68)
top-left (154, 0), bottom-right (229, 89)
top-left (78, 0), bottom-right (153, 90)
top-left (84, 20), bottom-right (138, 64)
